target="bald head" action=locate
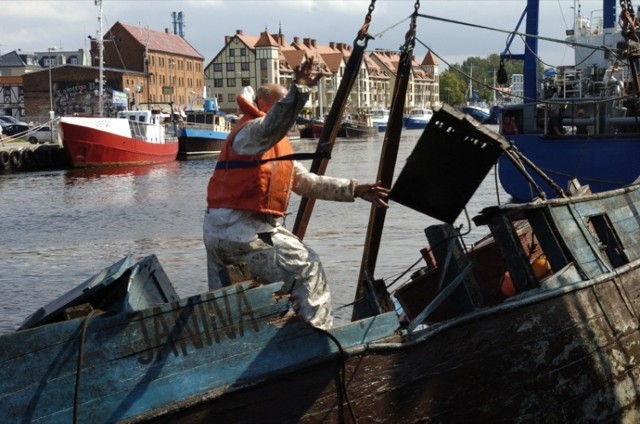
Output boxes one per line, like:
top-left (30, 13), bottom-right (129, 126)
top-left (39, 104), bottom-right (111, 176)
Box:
top-left (256, 83), bottom-right (287, 112)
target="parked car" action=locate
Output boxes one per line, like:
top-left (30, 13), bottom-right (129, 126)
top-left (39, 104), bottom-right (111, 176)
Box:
top-left (0, 115), bottom-right (29, 127)
top-left (2, 124), bottom-right (31, 138)
top-left (28, 126), bottom-right (56, 144)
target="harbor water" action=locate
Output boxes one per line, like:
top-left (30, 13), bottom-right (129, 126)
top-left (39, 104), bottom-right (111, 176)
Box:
top-left (0, 128), bottom-right (508, 334)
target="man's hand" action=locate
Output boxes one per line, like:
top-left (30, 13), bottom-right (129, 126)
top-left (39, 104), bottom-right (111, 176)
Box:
top-left (355, 181), bottom-right (390, 208)
top-left (294, 57), bottom-right (322, 87)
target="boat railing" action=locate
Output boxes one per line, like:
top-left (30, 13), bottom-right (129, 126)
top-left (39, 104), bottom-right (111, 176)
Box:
top-left (504, 97), bottom-right (640, 136)
top-left (182, 114), bottom-right (232, 132)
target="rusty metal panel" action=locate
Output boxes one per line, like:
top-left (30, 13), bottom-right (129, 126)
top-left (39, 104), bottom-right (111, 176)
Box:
top-left (390, 104), bottom-right (507, 224)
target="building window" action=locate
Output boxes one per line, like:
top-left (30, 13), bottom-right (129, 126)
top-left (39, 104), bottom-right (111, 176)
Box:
top-left (241, 62), bottom-right (250, 71)
top-left (240, 48), bottom-right (247, 56)
top-left (228, 93), bottom-right (235, 102)
top-left (227, 63), bottom-right (235, 72)
top-left (229, 49), bottom-right (235, 57)
top-left (213, 63), bottom-right (222, 72)
top-left (227, 78), bottom-right (236, 87)
top-left (260, 60), bottom-right (267, 70)
top-left (214, 78), bottom-right (223, 87)
top-left (241, 78), bottom-right (251, 87)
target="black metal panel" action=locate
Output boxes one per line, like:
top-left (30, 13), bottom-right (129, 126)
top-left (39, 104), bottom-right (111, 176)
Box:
top-left (390, 104), bottom-right (508, 224)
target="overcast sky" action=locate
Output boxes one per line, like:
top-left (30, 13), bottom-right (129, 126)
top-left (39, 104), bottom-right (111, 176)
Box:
top-left (1, 1), bottom-right (608, 72)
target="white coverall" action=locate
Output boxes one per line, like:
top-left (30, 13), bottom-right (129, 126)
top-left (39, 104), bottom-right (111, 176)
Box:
top-left (203, 84), bottom-right (358, 330)
top-left (603, 65), bottom-right (625, 96)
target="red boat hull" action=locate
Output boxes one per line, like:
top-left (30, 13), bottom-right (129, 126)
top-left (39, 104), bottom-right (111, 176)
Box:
top-left (60, 119), bottom-right (178, 167)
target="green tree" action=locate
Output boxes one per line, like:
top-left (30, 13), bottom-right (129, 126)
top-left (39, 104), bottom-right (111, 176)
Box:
top-left (439, 54), bottom-right (529, 105)
top-left (439, 71), bottom-right (466, 106)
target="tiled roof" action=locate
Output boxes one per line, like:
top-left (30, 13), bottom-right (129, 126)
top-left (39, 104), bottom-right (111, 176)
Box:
top-left (1, 51), bottom-right (30, 67)
top-left (235, 33), bottom-right (261, 51)
top-left (281, 49), bottom-right (306, 71)
top-left (255, 31), bottom-right (279, 48)
top-left (370, 50), bottom-right (399, 74)
top-left (117, 22), bottom-right (203, 59)
top-left (321, 52), bottom-right (343, 73)
top-left (422, 50), bottom-right (439, 66)
top-left (364, 55), bottom-right (388, 79)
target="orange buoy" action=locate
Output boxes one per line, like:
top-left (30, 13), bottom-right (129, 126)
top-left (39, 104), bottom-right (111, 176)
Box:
top-left (501, 272), bottom-right (516, 297)
top-left (532, 255), bottom-right (552, 279)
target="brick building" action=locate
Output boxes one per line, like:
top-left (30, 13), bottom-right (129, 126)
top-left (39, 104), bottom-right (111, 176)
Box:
top-left (18, 21), bottom-right (204, 121)
top-left (97, 22), bottom-right (204, 108)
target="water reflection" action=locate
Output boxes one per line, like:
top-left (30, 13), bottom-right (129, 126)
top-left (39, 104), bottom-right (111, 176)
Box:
top-left (64, 161), bottom-right (181, 183)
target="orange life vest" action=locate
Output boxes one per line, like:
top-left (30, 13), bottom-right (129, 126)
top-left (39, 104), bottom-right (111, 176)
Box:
top-left (207, 93), bottom-right (294, 216)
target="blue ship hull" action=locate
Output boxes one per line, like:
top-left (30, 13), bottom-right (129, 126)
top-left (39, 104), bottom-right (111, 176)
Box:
top-left (499, 133), bottom-right (640, 202)
top-left (178, 128), bottom-right (228, 158)
top-left (404, 118), bottom-right (428, 129)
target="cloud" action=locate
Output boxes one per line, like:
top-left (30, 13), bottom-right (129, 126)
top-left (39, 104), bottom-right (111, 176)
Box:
top-left (0, 0), bottom-right (607, 70)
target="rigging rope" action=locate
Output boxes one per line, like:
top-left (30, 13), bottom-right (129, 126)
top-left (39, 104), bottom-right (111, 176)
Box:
top-left (417, 12), bottom-right (616, 53)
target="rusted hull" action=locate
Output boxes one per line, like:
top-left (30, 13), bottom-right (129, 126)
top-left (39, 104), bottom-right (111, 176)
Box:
top-left (133, 269), bottom-right (640, 423)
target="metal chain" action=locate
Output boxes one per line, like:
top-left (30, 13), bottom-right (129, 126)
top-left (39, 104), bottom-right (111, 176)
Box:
top-left (403, 0), bottom-right (421, 50)
top-left (620, 0), bottom-right (640, 42)
top-left (367, 0), bottom-right (376, 20)
top-left (357, 0), bottom-right (377, 41)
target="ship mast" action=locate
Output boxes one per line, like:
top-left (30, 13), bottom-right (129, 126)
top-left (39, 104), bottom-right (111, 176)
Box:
top-left (96, 0), bottom-right (104, 116)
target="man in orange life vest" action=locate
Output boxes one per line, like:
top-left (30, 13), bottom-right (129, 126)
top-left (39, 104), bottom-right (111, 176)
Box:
top-left (203, 58), bottom-right (389, 329)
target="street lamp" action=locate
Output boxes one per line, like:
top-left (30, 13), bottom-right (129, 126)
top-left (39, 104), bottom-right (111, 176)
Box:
top-left (47, 47), bottom-right (57, 143)
top-left (168, 59), bottom-right (176, 104)
top-left (47, 47), bottom-right (56, 116)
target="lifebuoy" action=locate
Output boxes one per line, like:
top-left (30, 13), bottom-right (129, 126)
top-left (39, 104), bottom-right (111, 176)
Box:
top-left (10, 150), bottom-right (23, 170)
top-left (0, 150), bottom-right (10, 170)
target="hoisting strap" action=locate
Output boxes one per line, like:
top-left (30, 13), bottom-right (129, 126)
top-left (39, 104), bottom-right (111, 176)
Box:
top-left (214, 151), bottom-right (331, 170)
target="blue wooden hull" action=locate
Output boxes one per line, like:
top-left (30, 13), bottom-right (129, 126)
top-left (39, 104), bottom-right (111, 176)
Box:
top-left (0, 272), bottom-right (398, 423)
top-left (498, 133), bottom-right (640, 202)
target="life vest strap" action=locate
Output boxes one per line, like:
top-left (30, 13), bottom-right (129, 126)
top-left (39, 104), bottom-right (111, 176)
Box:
top-left (215, 151), bottom-right (330, 170)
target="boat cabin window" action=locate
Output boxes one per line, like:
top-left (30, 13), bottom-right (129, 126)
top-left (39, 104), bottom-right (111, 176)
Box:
top-left (586, 214), bottom-right (628, 268)
top-left (118, 110), bottom-right (152, 124)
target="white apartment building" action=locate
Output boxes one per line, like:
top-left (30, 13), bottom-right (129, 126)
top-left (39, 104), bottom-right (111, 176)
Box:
top-left (204, 29), bottom-right (440, 116)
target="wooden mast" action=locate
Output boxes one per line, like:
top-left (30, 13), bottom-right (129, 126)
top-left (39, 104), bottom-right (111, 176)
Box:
top-left (351, 12), bottom-right (418, 321)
